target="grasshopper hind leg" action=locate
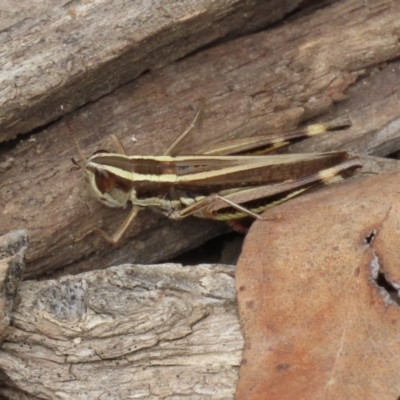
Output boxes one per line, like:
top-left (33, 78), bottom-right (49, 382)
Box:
top-left (163, 99), bottom-right (204, 156)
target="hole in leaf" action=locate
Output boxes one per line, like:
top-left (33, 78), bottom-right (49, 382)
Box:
top-left (375, 270), bottom-right (400, 306)
top-left (365, 230), bottom-right (376, 246)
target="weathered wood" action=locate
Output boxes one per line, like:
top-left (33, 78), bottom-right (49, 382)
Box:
top-left (0, 388), bottom-right (41, 400)
top-left (0, 263), bottom-right (242, 399)
top-left (291, 61), bottom-right (400, 155)
top-left (2, 0), bottom-right (400, 278)
top-left (0, 231), bottom-right (27, 340)
top-left (0, 0), bottom-right (304, 143)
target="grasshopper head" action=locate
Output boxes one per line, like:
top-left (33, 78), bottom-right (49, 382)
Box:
top-left (85, 152), bottom-right (132, 208)
top-left (67, 117), bottom-right (132, 209)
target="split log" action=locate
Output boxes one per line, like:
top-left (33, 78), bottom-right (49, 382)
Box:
top-left (0, 263), bottom-right (242, 399)
top-left (0, 0), bottom-right (304, 142)
top-left (0, 231), bottom-right (28, 340)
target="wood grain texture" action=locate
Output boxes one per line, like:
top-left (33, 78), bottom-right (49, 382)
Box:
top-left (290, 61), bottom-right (400, 155)
top-left (0, 0), bottom-right (303, 142)
top-left (0, 263), bottom-right (242, 399)
top-left (2, 0), bottom-right (400, 279)
top-left (0, 230), bottom-right (27, 340)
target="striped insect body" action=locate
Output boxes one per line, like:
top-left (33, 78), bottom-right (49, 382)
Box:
top-left (71, 114), bottom-right (361, 244)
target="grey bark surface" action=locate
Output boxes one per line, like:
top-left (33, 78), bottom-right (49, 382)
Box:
top-left (0, 263), bottom-right (242, 399)
top-left (2, 0), bottom-right (400, 279)
top-left (0, 230), bottom-right (27, 341)
top-left (0, 0), bottom-right (303, 142)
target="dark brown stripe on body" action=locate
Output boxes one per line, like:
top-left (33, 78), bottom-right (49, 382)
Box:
top-left (175, 152), bottom-right (350, 190)
top-left (90, 154), bottom-right (178, 176)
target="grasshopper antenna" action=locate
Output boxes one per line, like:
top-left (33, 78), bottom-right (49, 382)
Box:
top-left (63, 107), bottom-right (87, 169)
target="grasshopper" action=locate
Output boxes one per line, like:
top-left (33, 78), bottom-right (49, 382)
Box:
top-left (70, 110), bottom-right (361, 244)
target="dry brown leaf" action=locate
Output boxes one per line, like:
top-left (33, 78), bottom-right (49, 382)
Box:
top-left (236, 170), bottom-right (400, 400)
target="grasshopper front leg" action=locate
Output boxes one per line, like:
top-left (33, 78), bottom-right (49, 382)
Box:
top-left (73, 132), bottom-right (138, 244)
top-left (74, 207), bottom-right (140, 245)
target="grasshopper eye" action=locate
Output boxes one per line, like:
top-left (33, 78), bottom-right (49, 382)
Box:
top-left (95, 169), bottom-right (115, 193)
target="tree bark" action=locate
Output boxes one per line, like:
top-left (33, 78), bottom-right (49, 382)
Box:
top-left (0, 0), bottom-right (304, 142)
top-left (0, 231), bottom-right (27, 340)
top-left (0, 263), bottom-right (241, 399)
